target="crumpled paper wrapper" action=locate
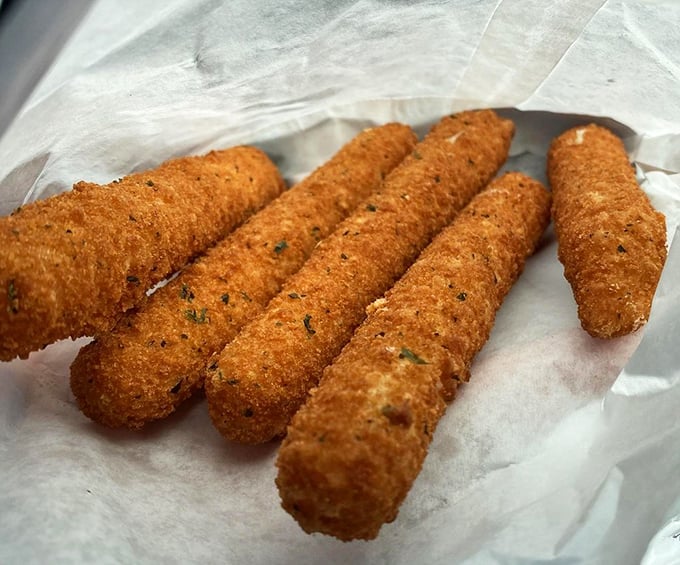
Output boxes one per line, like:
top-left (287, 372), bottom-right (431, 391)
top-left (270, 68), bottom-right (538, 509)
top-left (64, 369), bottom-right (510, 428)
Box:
top-left (1, 1), bottom-right (680, 564)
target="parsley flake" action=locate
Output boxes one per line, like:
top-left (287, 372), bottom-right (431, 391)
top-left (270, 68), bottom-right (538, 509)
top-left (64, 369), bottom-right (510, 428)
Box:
top-left (185, 308), bottom-right (208, 324)
top-left (7, 280), bottom-right (19, 314)
top-left (399, 347), bottom-right (428, 365)
top-left (303, 314), bottom-right (316, 336)
top-left (180, 284), bottom-right (195, 302)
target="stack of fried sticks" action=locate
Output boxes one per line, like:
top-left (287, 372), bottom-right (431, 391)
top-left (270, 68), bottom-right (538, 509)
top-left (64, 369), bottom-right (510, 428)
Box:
top-left (0, 110), bottom-right (667, 541)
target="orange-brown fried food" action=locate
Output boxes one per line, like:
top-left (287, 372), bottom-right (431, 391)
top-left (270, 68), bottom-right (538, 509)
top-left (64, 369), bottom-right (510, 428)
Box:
top-left (548, 124), bottom-right (667, 338)
top-left (276, 172), bottom-right (551, 541)
top-left (205, 109), bottom-right (515, 444)
top-left (0, 147), bottom-right (284, 361)
top-left (69, 123), bottom-right (416, 429)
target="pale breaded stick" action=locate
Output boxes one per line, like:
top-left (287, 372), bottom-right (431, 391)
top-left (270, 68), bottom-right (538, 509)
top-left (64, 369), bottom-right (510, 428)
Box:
top-left (205, 109), bottom-right (515, 444)
top-left (69, 124), bottom-right (417, 429)
top-left (276, 172), bottom-right (551, 541)
top-left (548, 124), bottom-right (667, 338)
top-left (0, 147), bottom-right (284, 361)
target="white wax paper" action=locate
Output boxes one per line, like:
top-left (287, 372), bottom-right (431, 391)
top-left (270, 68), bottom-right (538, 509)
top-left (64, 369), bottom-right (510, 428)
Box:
top-left (1, 1), bottom-right (680, 564)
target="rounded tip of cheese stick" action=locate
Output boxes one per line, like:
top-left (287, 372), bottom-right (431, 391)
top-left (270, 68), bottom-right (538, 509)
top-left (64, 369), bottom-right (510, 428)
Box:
top-left (0, 146), bottom-right (285, 361)
top-left (69, 123), bottom-right (417, 429)
top-left (548, 123), bottom-right (667, 339)
top-left (205, 109), bottom-right (515, 444)
top-left (275, 172), bottom-right (551, 541)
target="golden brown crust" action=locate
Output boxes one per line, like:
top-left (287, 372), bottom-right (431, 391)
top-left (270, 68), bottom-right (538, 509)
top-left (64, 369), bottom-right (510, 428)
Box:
top-left (548, 124), bottom-right (667, 338)
top-left (275, 172), bottom-right (551, 541)
top-left (205, 109), bottom-right (515, 444)
top-left (0, 147), bottom-right (285, 361)
top-left (69, 123), bottom-right (417, 429)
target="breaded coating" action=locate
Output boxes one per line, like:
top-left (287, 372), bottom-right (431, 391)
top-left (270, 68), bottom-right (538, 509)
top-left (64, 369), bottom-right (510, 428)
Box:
top-left (548, 124), bottom-right (667, 338)
top-left (276, 172), bottom-right (551, 541)
top-left (205, 109), bottom-right (515, 444)
top-left (0, 147), bottom-right (284, 361)
top-left (69, 123), bottom-right (417, 429)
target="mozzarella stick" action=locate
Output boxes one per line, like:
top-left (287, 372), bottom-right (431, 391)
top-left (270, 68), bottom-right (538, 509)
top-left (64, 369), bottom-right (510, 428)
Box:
top-left (276, 172), bottom-right (551, 540)
top-left (69, 124), bottom-right (416, 429)
top-left (0, 147), bottom-right (284, 361)
top-left (548, 124), bottom-right (667, 338)
top-left (205, 109), bottom-right (515, 444)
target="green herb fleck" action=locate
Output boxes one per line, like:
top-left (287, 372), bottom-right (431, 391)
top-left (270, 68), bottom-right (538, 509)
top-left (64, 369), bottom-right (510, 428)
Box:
top-left (340, 253), bottom-right (348, 260)
top-left (126, 275), bottom-right (140, 284)
top-left (457, 292), bottom-right (467, 301)
top-left (227, 378), bottom-right (239, 386)
top-left (467, 158), bottom-right (475, 166)
top-left (180, 283), bottom-right (195, 302)
top-left (274, 240), bottom-right (288, 254)
top-left (128, 214), bottom-right (137, 222)
top-left (399, 347), bottom-right (428, 365)
top-left (180, 333), bottom-right (189, 340)
top-left (617, 244), bottom-right (626, 253)
top-left (170, 380), bottom-right (182, 394)
top-left (185, 308), bottom-right (208, 324)
top-left (311, 226), bottom-right (321, 241)
top-left (7, 280), bottom-right (19, 314)
top-left (288, 292), bottom-right (301, 299)
top-left (366, 203), bottom-right (377, 212)
top-left (413, 150), bottom-right (423, 160)
top-left (434, 175), bottom-right (441, 183)
top-left (220, 293), bottom-right (230, 305)
top-left (146, 180), bottom-right (155, 187)
top-left (240, 291), bottom-right (252, 302)
top-left (303, 314), bottom-right (316, 336)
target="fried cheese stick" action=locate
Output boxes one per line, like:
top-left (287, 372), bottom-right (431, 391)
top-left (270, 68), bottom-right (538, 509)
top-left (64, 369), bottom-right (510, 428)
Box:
top-left (276, 172), bottom-right (551, 540)
top-left (205, 109), bottom-right (515, 444)
top-left (548, 124), bottom-right (667, 338)
top-left (0, 147), bottom-right (284, 361)
top-left (70, 124), bottom-right (417, 429)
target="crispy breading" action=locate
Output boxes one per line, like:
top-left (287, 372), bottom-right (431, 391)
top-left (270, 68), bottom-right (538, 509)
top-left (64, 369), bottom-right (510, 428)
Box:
top-left (548, 124), bottom-right (667, 338)
top-left (205, 109), bottom-right (515, 444)
top-left (276, 172), bottom-right (551, 541)
top-left (0, 147), bottom-right (284, 361)
top-left (69, 124), bottom-right (417, 429)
